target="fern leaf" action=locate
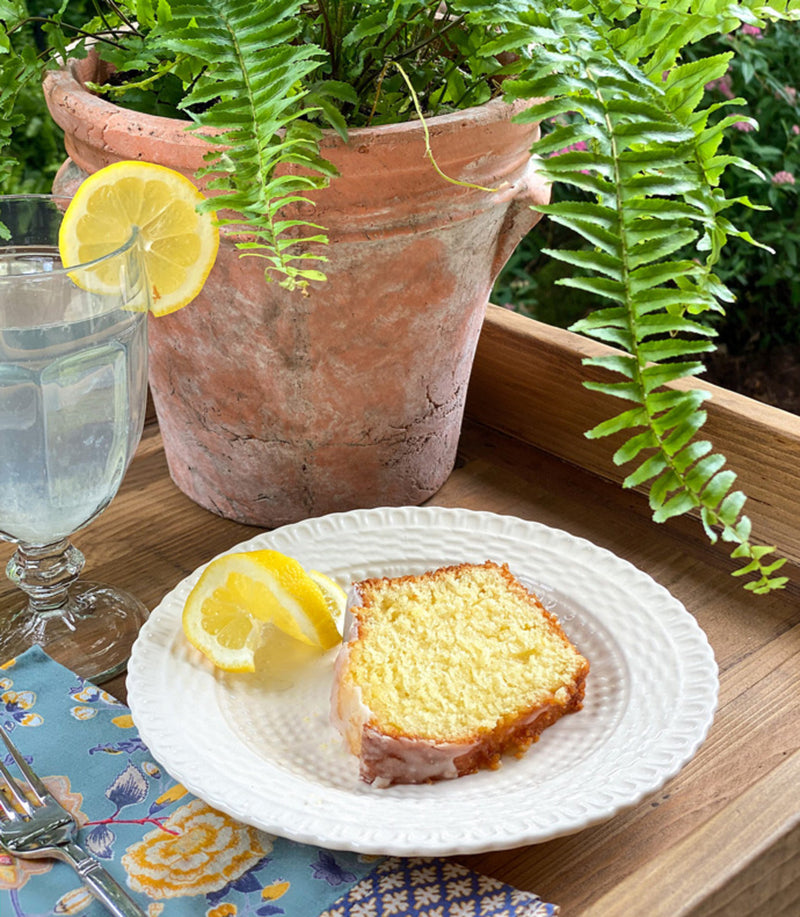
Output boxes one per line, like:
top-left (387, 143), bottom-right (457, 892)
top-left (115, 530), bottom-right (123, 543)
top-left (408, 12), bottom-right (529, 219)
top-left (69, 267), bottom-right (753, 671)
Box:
top-left (638, 337), bottom-right (715, 363)
top-left (536, 205), bottom-right (620, 255)
top-left (651, 393), bottom-right (709, 435)
top-left (495, 0), bottom-right (791, 590)
top-left (641, 363), bottom-right (706, 393)
top-left (583, 379), bottom-right (648, 402)
top-left (586, 405), bottom-right (649, 439)
top-left (664, 54), bottom-right (733, 117)
top-left (556, 274), bottom-right (628, 305)
top-left (624, 452), bottom-right (670, 488)
top-left (540, 247), bottom-right (622, 279)
top-left (652, 489), bottom-right (700, 522)
top-left (649, 466), bottom-right (682, 506)
top-left (627, 229), bottom-right (699, 268)
top-left (154, 0), bottom-right (329, 289)
top-left (660, 409), bottom-right (707, 455)
top-left (633, 313), bottom-right (716, 339)
top-left (701, 469), bottom-right (738, 510)
top-left (626, 260), bottom-right (702, 295)
top-left (672, 439), bottom-right (714, 473)
top-left (613, 429), bottom-right (659, 464)
top-left (582, 353), bottom-right (638, 377)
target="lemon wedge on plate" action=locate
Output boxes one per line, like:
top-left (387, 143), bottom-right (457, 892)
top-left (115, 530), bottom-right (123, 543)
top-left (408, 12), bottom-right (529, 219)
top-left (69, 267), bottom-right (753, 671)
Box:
top-left (182, 550), bottom-right (343, 672)
top-left (308, 569), bottom-right (348, 627)
top-left (58, 160), bottom-right (219, 316)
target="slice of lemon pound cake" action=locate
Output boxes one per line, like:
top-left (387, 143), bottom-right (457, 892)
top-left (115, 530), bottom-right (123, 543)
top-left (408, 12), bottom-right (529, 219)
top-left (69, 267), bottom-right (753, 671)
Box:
top-left (331, 561), bottom-right (589, 786)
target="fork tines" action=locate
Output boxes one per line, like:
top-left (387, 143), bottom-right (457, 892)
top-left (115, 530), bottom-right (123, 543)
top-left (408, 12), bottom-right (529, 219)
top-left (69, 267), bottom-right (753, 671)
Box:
top-left (0, 728), bottom-right (48, 817)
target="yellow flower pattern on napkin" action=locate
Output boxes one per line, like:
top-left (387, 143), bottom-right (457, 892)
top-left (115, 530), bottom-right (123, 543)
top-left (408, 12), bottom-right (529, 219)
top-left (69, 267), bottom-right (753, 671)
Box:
top-left (122, 799), bottom-right (274, 899)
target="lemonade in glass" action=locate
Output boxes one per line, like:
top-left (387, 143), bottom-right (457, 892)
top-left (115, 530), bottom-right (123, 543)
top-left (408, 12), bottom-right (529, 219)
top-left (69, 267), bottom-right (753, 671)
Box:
top-left (0, 194), bottom-right (149, 681)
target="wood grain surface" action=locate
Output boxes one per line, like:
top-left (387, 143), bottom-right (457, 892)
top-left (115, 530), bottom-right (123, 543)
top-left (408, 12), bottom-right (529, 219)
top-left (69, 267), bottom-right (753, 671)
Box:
top-left (1, 309), bottom-right (798, 916)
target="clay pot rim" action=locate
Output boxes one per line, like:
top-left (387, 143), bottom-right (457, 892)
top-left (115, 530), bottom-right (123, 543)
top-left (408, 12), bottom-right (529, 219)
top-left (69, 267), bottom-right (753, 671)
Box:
top-left (44, 51), bottom-right (534, 152)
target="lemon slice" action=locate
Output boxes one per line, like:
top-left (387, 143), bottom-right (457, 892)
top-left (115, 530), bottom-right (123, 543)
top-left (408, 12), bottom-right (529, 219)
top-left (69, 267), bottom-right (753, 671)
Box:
top-left (58, 160), bottom-right (219, 316)
top-left (181, 594), bottom-right (264, 674)
top-left (182, 550), bottom-right (341, 671)
top-left (308, 569), bottom-right (348, 627)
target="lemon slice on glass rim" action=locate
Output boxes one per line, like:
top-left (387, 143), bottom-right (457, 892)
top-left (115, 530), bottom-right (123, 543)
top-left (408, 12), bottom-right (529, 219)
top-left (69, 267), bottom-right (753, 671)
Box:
top-left (182, 550), bottom-right (345, 673)
top-left (58, 160), bottom-right (219, 316)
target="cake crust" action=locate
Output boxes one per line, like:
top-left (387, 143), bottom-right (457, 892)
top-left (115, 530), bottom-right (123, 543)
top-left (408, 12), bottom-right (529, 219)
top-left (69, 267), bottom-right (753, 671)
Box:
top-left (331, 561), bottom-right (589, 787)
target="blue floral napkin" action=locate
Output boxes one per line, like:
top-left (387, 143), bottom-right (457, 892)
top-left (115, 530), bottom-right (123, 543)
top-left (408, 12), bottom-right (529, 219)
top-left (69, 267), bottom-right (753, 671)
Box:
top-left (0, 647), bottom-right (558, 917)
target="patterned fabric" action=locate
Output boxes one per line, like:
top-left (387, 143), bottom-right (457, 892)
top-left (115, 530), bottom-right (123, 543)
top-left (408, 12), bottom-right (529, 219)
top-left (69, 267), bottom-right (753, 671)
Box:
top-left (320, 858), bottom-right (559, 916)
top-left (0, 648), bottom-right (558, 917)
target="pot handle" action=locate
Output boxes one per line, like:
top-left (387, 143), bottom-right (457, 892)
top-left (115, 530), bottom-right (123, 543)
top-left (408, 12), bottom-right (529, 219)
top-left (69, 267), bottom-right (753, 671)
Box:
top-left (491, 157), bottom-right (551, 278)
top-left (52, 158), bottom-right (89, 199)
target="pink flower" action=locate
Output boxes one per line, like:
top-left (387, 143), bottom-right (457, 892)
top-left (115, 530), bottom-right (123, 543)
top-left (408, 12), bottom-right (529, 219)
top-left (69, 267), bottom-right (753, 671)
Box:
top-left (551, 140), bottom-right (588, 157)
top-left (706, 74), bottom-right (735, 100)
top-left (733, 120), bottom-right (755, 132)
top-left (548, 139), bottom-right (591, 175)
top-left (772, 170), bottom-right (796, 185)
top-left (792, 125), bottom-right (800, 135)
top-left (741, 24), bottom-right (763, 37)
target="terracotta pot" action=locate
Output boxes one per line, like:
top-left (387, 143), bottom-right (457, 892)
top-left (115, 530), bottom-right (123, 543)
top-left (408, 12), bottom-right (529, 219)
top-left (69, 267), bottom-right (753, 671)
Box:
top-left (45, 55), bottom-right (549, 528)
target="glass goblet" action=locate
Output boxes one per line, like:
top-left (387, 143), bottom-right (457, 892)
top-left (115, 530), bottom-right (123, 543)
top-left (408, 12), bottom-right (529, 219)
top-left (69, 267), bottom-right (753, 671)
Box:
top-left (0, 195), bottom-right (150, 682)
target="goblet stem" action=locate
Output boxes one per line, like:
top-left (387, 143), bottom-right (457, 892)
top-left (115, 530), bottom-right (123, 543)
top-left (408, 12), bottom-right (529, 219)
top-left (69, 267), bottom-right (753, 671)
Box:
top-left (1, 539), bottom-right (149, 683)
top-left (6, 539), bottom-right (85, 615)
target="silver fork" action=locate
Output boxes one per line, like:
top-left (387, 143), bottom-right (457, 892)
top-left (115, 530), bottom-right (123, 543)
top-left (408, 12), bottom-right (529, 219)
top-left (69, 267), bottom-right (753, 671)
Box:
top-left (0, 728), bottom-right (146, 917)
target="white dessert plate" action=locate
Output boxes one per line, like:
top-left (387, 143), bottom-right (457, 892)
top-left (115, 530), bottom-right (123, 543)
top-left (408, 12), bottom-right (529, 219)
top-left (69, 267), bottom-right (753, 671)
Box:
top-left (127, 506), bottom-right (718, 855)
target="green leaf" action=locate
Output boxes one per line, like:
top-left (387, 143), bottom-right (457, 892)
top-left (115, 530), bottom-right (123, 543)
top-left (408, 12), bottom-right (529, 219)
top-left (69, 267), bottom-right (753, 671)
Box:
top-left (583, 352), bottom-right (638, 378)
top-left (627, 229), bottom-right (699, 269)
top-left (701, 469), bottom-right (738, 510)
top-left (540, 247), bottom-right (622, 279)
top-left (652, 489), bottom-right (700, 522)
top-left (718, 489), bottom-right (748, 526)
top-left (583, 379), bottom-right (645, 402)
top-left (155, 0), bottom-right (331, 285)
top-left (527, 124), bottom-right (605, 156)
top-left (586, 405), bottom-right (649, 439)
top-left (628, 261), bottom-right (702, 295)
top-left (638, 337), bottom-right (715, 363)
top-left (729, 516), bottom-right (752, 545)
top-left (536, 201), bottom-right (619, 232)
top-left (613, 428), bottom-right (658, 464)
top-left (664, 53), bottom-right (733, 118)
top-left (684, 452), bottom-right (728, 492)
top-left (623, 452), bottom-right (670, 488)
top-left (660, 410), bottom-right (707, 456)
top-left (672, 439), bottom-right (713, 473)
top-left (631, 287), bottom-right (716, 316)
top-left (633, 312), bottom-right (716, 340)
top-left (648, 465), bottom-right (681, 503)
top-left (652, 396), bottom-right (708, 436)
top-left (537, 209), bottom-right (621, 256)
top-left (647, 388), bottom-right (710, 414)
top-left (640, 360), bottom-right (708, 393)
top-left (558, 275), bottom-right (628, 305)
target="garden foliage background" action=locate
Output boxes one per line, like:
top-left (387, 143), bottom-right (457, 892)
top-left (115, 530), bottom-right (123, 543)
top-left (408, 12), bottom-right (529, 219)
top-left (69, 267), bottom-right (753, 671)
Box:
top-left (6, 6), bottom-right (799, 412)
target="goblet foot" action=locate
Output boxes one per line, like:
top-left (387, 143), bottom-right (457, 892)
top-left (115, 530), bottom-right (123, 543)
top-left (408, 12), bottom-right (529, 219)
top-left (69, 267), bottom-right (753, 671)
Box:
top-left (0, 581), bottom-right (150, 683)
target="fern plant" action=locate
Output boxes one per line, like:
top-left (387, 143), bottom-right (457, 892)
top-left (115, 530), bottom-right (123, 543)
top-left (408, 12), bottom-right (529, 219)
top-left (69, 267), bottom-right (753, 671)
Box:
top-left (0, 0), bottom-right (797, 591)
top-left (481, 0), bottom-right (795, 593)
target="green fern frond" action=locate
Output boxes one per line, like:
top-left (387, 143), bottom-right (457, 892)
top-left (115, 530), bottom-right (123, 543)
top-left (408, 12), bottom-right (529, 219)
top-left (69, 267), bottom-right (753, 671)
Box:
top-left (468, 0), bottom-right (791, 591)
top-left (152, 0), bottom-right (331, 290)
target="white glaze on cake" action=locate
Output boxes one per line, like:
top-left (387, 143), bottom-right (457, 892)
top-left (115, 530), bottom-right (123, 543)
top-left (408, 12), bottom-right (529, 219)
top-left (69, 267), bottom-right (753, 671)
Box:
top-left (331, 587), bottom-right (475, 786)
